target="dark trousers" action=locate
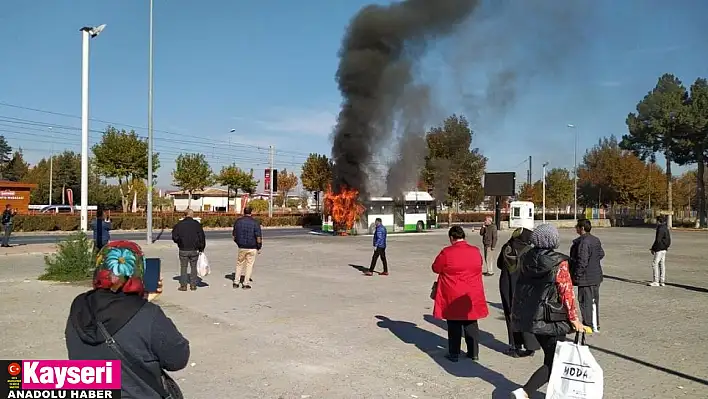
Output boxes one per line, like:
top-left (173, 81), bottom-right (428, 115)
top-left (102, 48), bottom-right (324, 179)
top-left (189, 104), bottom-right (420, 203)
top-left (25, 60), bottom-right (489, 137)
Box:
top-left (578, 285), bottom-right (600, 331)
top-left (369, 247), bottom-right (388, 273)
top-left (2, 224), bottom-right (12, 246)
top-left (446, 320), bottom-right (479, 358)
top-left (178, 250), bottom-right (199, 286)
top-left (523, 334), bottom-right (564, 393)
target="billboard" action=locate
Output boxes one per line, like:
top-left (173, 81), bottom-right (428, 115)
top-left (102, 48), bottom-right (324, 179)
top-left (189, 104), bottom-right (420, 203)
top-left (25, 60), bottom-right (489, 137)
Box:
top-left (484, 172), bottom-right (515, 197)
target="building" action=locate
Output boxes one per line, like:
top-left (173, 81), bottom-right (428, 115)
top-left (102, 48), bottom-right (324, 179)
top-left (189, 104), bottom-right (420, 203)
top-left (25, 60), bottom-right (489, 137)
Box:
top-left (0, 181), bottom-right (38, 212)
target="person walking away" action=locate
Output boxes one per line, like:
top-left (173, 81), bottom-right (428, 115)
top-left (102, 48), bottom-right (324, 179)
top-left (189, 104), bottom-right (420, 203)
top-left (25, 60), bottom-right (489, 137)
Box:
top-left (171, 209), bottom-right (206, 291)
top-left (232, 207), bottom-right (262, 289)
top-left (66, 240), bottom-right (190, 399)
top-left (1, 204), bottom-right (17, 247)
top-left (649, 215), bottom-right (671, 287)
top-left (365, 218), bottom-right (388, 276)
top-left (480, 216), bottom-right (498, 276)
top-left (510, 224), bottom-right (585, 399)
top-left (569, 218), bottom-right (605, 333)
top-left (432, 226), bottom-right (489, 362)
top-left (91, 206), bottom-right (112, 253)
top-left (497, 227), bottom-right (539, 358)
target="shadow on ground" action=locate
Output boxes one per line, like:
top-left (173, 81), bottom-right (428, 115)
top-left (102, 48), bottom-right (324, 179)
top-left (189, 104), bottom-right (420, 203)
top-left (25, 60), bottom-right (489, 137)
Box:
top-left (171, 275), bottom-right (209, 287)
top-left (604, 274), bottom-right (708, 293)
top-left (375, 315), bottom-right (522, 398)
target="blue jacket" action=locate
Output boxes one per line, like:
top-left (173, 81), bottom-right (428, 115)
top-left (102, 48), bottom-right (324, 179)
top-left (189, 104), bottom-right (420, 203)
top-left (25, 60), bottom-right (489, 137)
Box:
top-left (233, 216), bottom-right (262, 250)
top-left (91, 219), bottom-right (112, 248)
top-left (373, 224), bottom-right (387, 248)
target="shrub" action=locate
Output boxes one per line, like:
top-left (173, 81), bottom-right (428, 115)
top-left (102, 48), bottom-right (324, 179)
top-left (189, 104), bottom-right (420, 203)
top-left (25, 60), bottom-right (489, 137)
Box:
top-left (39, 232), bottom-right (95, 282)
top-left (248, 199), bottom-right (269, 213)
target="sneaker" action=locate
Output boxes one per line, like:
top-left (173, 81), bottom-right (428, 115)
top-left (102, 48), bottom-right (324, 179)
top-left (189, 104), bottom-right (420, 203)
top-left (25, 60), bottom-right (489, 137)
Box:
top-left (647, 282), bottom-right (660, 287)
top-left (189, 284), bottom-right (197, 291)
top-left (510, 388), bottom-right (529, 398)
top-left (233, 282), bottom-right (241, 289)
top-left (659, 282), bottom-right (665, 287)
top-left (242, 284), bottom-right (252, 290)
top-left (379, 271), bottom-right (389, 276)
top-left (178, 285), bottom-right (188, 291)
top-left (363, 271), bottom-right (374, 276)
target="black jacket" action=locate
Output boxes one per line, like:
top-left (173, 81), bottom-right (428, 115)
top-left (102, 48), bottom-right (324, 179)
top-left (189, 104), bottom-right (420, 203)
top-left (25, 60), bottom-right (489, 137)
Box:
top-left (511, 248), bottom-right (572, 337)
top-left (569, 233), bottom-right (605, 286)
top-left (651, 223), bottom-right (671, 252)
top-left (1, 209), bottom-right (14, 225)
top-left (66, 290), bottom-right (190, 399)
top-left (171, 217), bottom-right (206, 252)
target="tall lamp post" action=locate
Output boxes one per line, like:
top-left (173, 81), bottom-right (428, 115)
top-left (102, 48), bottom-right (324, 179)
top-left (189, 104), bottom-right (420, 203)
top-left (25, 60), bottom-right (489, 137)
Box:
top-left (567, 124), bottom-right (578, 220)
top-left (146, 0), bottom-right (155, 244)
top-left (542, 162), bottom-right (549, 223)
top-left (48, 127), bottom-right (54, 206)
top-left (79, 24), bottom-right (106, 232)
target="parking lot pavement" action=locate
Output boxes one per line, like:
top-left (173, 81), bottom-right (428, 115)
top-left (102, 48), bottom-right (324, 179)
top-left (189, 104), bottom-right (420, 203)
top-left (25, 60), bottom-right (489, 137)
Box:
top-left (1, 227), bottom-right (707, 398)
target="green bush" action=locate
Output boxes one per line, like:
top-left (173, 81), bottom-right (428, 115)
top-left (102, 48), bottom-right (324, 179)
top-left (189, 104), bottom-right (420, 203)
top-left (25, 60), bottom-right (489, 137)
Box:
top-left (39, 232), bottom-right (95, 282)
top-left (248, 199), bottom-right (269, 213)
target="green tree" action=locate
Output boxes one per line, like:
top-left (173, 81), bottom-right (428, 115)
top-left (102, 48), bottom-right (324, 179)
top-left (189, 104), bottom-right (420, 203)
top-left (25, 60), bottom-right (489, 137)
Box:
top-left (277, 169), bottom-right (298, 206)
top-left (545, 168), bottom-right (573, 217)
top-left (3, 150), bottom-right (29, 181)
top-left (248, 198), bottom-right (269, 213)
top-left (0, 135), bottom-right (13, 179)
top-left (92, 127), bottom-right (160, 212)
top-left (172, 153), bottom-right (214, 208)
top-left (215, 164), bottom-right (259, 194)
top-left (421, 114), bottom-right (487, 223)
top-left (300, 153), bottom-right (333, 211)
top-left (622, 73), bottom-right (688, 228)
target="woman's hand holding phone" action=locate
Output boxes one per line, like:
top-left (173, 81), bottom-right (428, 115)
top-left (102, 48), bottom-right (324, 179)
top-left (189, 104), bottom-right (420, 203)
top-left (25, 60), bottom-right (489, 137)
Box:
top-left (146, 278), bottom-right (163, 302)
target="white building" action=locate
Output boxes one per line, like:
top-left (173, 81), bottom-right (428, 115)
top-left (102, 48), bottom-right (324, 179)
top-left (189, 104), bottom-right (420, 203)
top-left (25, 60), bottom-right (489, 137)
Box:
top-left (167, 188), bottom-right (248, 212)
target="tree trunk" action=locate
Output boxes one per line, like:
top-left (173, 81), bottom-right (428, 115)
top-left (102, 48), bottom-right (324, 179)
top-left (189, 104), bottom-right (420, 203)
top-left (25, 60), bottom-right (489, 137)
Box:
top-left (666, 154), bottom-right (673, 229)
top-left (131, 190), bottom-right (138, 213)
top-left (187, 191), bottom-right (193, 209)
top-left (118, 178), bottom-right (129, 213)
top-left (698, 154), bottom-right (706, 228)
top-left (447, 203), bottom-right (452, 226)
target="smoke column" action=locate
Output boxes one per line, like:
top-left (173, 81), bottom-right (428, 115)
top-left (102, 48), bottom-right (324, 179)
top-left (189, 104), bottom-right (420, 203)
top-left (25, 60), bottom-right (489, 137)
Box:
top-left (331, 0), bottom-right (481, 197)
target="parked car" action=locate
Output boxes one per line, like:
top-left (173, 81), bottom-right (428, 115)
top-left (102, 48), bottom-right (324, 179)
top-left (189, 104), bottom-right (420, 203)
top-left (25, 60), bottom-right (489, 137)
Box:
top-left (40, 205), bottom-right (75, 214)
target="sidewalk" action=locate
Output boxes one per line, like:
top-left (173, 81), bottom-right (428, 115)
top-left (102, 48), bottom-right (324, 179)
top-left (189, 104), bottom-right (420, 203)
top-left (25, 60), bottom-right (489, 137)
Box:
top-left (12, 225), bottom-right (307, 236)
top-left (0, 243), bottom-right (58, 256)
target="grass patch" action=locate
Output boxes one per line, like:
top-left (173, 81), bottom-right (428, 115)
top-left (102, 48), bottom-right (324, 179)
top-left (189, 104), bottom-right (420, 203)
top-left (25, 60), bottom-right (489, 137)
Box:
top-left (39, 232), bottom-right (95, 282)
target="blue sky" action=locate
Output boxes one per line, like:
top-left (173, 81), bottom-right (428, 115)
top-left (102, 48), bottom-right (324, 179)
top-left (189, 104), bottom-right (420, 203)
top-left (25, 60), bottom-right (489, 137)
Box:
top-left (1, 0), bottom-right (707, 192)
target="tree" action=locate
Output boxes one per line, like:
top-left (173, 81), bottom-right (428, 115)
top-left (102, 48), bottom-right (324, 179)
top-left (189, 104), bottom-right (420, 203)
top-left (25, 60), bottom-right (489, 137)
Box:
top-left (173, 153), bottom-right (214, 208)
top-left (92, 127), bottom-right (160, 212)
top-left (277, 169), bottom-right (298, 206)
top-left (672, 170), bottom-right (696, 212)
top-left (421, 114), bottom-right (487, 223)
top-left (300, 153), bottom-right (333, 210)
top-left (215, 164), bottom-right (259, 195)
top-left (518, 181), bottom-right (543, 205)
top-left (622, 73), bottom-right (689, 228)
top-left (545, 168), bottom-right (573, 217)
top-left (0, 135), bottom-right (13, 179)
top-left (3, 150), bottom-right (29, 181)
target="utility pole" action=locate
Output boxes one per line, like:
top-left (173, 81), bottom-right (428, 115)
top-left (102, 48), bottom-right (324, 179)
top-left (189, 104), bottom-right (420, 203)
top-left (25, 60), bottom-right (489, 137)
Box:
top-left (48, 127), bottom-right (54, 206)
top-left (268, 145), bottom-right (274, 217)
top-left (527, 155), bottom-right (532, 185)
top-left (146, 0), bottom-right (155, 244)
top-left (542, 162), bottom-right (549, 223)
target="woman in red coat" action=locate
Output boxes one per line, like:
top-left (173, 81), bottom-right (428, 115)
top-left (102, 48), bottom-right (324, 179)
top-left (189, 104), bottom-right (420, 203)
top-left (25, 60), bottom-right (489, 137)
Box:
top-left (432, 226), bottom-right (489, 362)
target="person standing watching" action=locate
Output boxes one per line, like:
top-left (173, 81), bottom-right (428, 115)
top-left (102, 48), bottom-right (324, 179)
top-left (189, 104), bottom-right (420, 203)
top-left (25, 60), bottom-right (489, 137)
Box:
top-left (569, 218), bottom-right (605, 333)
top-left (91, 206), bottom-right (112, 253)
top-left (171, 209), bottom-right (206, 291)
top-left (479, 216), bottom-right (498, 276)
top-left (232, 207), bottom-right (262, 290)
top-left (365, 218), bottom-right (388, 276)
top-left (649, 215), bottom-right (671, 287)
top-left (1, 204), bottom-right (17, 247)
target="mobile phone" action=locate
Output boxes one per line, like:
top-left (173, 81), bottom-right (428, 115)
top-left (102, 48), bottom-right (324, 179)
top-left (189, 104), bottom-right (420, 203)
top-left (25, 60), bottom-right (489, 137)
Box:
top-left (144, 258), bottom-right (161, 293)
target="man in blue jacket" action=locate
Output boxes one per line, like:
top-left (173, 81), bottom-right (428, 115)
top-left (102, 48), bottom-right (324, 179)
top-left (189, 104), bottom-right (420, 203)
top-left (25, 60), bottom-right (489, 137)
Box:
top-left (365, 218), bottom-right (388, 276)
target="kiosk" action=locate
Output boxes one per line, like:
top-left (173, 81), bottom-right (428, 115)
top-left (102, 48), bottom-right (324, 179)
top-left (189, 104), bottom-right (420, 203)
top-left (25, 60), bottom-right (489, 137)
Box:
top-left (509, 201), bottom-right (534, 230)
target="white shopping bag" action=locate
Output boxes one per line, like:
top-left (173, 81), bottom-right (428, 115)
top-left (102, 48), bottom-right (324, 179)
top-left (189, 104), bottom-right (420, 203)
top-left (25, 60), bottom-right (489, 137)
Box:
top-left (197, 252), bottom-right (211, 277)
top-left (546, 333), bottom-right (603, 399)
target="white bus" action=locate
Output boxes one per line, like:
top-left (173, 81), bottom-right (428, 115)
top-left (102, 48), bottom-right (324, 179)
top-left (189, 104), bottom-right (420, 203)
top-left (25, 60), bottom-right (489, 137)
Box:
top-left (362, 191), bottom-right (437, 233)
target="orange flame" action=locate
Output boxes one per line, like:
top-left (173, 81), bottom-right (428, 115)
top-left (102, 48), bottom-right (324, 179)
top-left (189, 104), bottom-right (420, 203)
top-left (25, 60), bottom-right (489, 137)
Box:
top-left (324, 185), bottom-right (365, 233)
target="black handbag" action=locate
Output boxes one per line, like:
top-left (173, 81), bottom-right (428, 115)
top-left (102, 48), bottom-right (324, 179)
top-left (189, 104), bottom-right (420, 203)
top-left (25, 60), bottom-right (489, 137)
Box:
top-left (97, 321), bottom-right (183, 399)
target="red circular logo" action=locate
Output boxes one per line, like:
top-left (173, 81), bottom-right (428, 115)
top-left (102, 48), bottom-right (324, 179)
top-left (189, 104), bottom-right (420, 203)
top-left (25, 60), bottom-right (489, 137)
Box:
top-left (8, 362), bottom-right (20, 376)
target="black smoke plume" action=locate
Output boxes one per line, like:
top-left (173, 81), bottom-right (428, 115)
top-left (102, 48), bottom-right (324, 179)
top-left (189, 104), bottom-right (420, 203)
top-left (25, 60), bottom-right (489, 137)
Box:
top-left (330, 0), bottom-right (480, 197)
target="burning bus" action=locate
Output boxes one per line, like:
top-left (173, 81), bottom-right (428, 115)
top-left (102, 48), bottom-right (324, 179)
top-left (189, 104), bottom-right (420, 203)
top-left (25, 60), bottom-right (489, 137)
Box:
top-left (322, 190), bottom-right (437, 235)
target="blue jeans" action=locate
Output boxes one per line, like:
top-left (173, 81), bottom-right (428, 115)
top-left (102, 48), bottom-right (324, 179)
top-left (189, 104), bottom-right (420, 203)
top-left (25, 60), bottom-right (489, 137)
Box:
top-left (2, 224), bottom-right (12, 246)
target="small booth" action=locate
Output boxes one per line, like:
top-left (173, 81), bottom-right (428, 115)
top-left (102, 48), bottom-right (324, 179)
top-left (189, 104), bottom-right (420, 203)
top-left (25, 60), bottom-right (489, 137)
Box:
top-left (0, 181), bottom-right (37, 213)
top-left (509, 201), bottom-right (534, 230)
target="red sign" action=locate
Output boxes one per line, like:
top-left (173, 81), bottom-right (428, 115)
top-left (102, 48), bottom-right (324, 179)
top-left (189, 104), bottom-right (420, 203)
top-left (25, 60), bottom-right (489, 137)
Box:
top-left (264, 169), bottom-right (271, 191)
top-left (240, 193), bottom-right (250, 214)
top-left (66, 188), bottom-right (74, 207)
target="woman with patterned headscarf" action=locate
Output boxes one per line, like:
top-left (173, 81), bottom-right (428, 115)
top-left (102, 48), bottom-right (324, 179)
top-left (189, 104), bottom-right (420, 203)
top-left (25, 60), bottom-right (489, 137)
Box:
top-left (65, 241), bottom-right (190, 399)
top-left (496, 227), bottom-right (539, 358)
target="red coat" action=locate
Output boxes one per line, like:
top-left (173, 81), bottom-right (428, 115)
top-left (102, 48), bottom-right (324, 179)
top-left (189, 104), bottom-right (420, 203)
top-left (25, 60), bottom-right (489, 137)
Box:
top-left (432, 240), bottom-right (489, 321)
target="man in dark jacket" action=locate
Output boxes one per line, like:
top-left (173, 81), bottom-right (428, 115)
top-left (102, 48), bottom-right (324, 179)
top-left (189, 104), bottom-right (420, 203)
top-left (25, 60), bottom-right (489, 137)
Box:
top-left (171, 209), bottom-right (206, 291)
top-left (1, 204), bottom-right (17, 247)
top-left (569, 218), bottom-right (605, 333)
top-left (649, 215), bottom-right (671, 287)
top-left (480, 216), bottom-right (498, 276)
top-left (232, 207), bottom-right (262, 289)
top-left (365, 218), bottom-right (388, 276)
top-left (90, 206), bottom-right (112, 253)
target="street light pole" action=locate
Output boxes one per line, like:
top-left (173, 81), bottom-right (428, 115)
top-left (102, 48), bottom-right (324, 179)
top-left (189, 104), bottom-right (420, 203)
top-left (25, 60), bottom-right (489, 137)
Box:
top-left (146, 0), bottom-right (155, 244)
top-left (542, 162), bottom-right (549, 223)
top-left (79, 24), bottom-right (106, 232)
top-left (48, 127), bottom-right (53, 206)
top-left (268, 145), bottom-right (274, 217)
top-left (567, 124), bottom-right (578, 220)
